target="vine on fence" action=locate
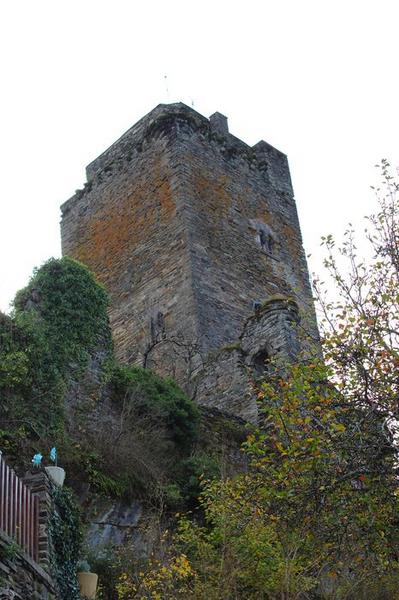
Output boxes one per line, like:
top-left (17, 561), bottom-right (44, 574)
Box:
top-left (48, 485), bottom-right (82, 600)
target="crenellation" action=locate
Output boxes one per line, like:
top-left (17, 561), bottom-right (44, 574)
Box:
top-left (209, 112), bottom-right (229, 136)
top-left (62, 104), bottom-right (293, 214)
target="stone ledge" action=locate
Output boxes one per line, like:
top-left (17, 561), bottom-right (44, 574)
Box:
top-left (0, 530), bottom-right (55, 592)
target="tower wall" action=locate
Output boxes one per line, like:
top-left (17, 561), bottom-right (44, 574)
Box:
top-left (171, 120), bottom-right (317, 355)
top-left (61, 103), bottom-right (319, 416)
top-left (61, 107), bottom-right (201, 378)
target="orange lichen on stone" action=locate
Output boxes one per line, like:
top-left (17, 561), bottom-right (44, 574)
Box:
top-left (70, 165), bottom-right (176, 287)
top-left (61, 103), bottom-right (320, 418)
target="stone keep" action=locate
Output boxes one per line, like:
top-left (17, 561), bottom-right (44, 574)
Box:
top-left (61, 103), bottom-right (318, 421)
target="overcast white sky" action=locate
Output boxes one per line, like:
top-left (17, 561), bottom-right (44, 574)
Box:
top-left (0, 0), bottom-right (398, 313)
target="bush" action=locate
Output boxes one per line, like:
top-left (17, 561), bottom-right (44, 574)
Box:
top-left (14, 256), bottom-right (111, 373)
top-left (66, 364), bottom-right (201, 504)
top-left (0, 257), bottom-right (111, 457)
top-left (175, 452), bottom-right (220, 509)
top-left (111, 365), bottom-right (199, 453)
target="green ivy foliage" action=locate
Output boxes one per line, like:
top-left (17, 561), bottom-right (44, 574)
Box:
top-left (0, 539), bottom-right (20, 562)
top-left (0, 313), bottom-right (30, 391)
top-left (14, 256), bottom-right (111, 374)
top-left (0, 257), bottom-right (111, 452)
top-left (48, 485), bottom-right (82, 600)
top-left (0, 310), bottom-right (63, 444)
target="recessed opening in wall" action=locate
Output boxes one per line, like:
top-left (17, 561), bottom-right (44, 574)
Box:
top-left (252, 300), bottom-right (262, 312)
top-left (150, 311), bottom-right (166, 343)
top-left (252, 349), bottom-right (270, 377)
top-left (258, 228), bottom-right (275, 255)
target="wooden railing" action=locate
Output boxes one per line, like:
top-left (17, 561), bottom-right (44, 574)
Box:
top-left (0, 453), bottom-right (39, 562)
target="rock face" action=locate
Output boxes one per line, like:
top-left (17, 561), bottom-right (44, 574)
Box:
top-left (86, 501), bottom-right (146, 552)
top-left (61, 103), bottom-right (319, 421)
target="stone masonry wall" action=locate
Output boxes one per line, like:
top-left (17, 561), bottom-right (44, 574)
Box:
top-left (61, 108), bottom-right (199, 382)
top-left (176, 115), bottom-right (317, 356)
top-left (61, 103), bottom-right (319, 417)
top-left (0, 533), bottom-right (56, 600)
top-left (0, 532), bottom-right (55, 600)
top-left (194, 296), bottom-right (302, 422)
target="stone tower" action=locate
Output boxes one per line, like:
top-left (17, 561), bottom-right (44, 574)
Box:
top-left (61, 103), bottom-right (318, 421)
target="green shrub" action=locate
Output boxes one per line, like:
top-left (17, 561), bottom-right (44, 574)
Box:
top-left (176, 452), bottom-right (220, 508)
top-left (0, 257), bottom-right (112, 454)
top-left (14, 256), bottom-right (111, 373)
top-left (0, 258), bottom-right (203, 513)
top-left (111, 364), bottom-right (199, 453)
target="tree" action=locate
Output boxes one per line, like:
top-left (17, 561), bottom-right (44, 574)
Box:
top-left (314, 159), bottom-right (399, 434)
top-left (116, 161), bottom-right (399, 599)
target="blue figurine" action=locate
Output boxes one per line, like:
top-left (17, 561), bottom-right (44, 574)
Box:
top-left (32, 453), bottom-right (43, 468)
top-left (50, 447), bottom-right (57, 464)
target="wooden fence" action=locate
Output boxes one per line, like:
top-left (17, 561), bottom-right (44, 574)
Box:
top-left (0, 453), bottom-right (39, 562)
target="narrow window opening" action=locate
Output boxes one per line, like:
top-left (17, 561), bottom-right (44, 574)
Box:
top-left (253, 300), bottom-right (262, 312)
top-left (157, 311), bottom-right (166, 339)
top-left (259, 229), bottom-right (267, 251)
top-left (150, 311), bottom-right (166, 342)
top-left (258, 228), bottom-right (275, 255)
